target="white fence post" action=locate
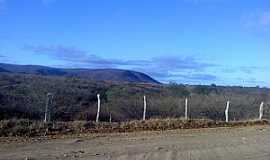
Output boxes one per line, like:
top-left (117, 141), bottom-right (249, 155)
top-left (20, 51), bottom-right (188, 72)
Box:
top-left (109, 113), bottom-right (112, 123)
top-left (225, 101), bottom-right (230, 122)
top-left (96, 94), bottom-right (101, 123)
top-left (143, 95), bottom-right (147, 121)
top-left (44, 96), bottom-right (48, 123)
top-left (259, 102), bottom-right (264, 120)
top-left (185, 98), bottom-right (188, 120)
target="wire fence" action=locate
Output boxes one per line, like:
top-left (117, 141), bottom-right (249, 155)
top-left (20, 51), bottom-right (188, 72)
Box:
top-left (44, 93), bottom-right (270, 123)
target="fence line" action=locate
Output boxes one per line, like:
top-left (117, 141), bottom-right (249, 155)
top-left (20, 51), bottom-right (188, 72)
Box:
top-left (94, 95), bottom-right (266, 122)
top-left (44, 93), bottom-right (267, 123)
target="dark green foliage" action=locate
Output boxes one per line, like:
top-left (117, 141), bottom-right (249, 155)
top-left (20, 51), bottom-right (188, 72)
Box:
top-left (167, 82), bottom-right (190, 97)
top-left (193, 85), bottom-right (215, 95)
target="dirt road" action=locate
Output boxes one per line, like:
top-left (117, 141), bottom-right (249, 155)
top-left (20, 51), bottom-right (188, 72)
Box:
top-left (1, 125), bottom-right (270, 160)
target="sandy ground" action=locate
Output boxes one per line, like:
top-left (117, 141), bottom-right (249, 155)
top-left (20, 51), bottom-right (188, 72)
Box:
top-left (1, 125), bottom-right (270, 160)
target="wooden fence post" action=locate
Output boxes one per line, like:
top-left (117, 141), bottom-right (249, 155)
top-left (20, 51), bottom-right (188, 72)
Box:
top-left (96, 94), bottom-right (101, 123)
top-left (143, 95), bottom-right (147, 121)
top-left (44, 93), bottom-right (53, 123)
top-left (225, 101), bottom-right (230, 123)
top-left (185, 98), bottom-right (188, 120)
top-left (259, 102), bottom-right (264, 120)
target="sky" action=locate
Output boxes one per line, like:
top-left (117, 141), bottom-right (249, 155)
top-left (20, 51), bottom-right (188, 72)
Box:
top-left (0, 0), bottom-right (270, 87)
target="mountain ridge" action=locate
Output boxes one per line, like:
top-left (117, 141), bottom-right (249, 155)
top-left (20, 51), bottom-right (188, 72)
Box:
top-left (0, 63), bottom-right (160, 84)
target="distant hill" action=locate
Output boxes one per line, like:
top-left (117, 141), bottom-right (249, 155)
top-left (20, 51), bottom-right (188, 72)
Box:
top-left (0, 67), bottom-right (10, 73)
top-left (0, 63), bottom-right (160, 84)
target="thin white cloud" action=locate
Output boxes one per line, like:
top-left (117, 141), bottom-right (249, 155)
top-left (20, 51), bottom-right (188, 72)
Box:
top-left (22, 44), bottom-right (220, 83)
top-left (20, 44), bottom-right (270, 86)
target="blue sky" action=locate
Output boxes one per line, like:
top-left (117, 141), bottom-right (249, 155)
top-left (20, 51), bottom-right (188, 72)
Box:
top-left (0, 0), bottom-right (270, 86)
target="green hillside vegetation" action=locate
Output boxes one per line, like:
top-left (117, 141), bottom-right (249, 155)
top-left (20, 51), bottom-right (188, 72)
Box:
top-left (0, 73), bottom-right (270, 122)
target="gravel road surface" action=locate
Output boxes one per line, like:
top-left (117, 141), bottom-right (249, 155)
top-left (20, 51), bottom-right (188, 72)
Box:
top-left (1, 125), bottom-right (270, 160)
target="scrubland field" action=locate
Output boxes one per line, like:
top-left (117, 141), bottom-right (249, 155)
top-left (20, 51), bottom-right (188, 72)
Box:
top-left (1, 73), bottom-right (270, 122)
top-left (1, 73), bottom-right (270, 159)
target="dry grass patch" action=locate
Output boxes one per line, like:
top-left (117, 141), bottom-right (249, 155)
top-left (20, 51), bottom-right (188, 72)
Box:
top-left (0, 118), bottom-right (269, 137)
